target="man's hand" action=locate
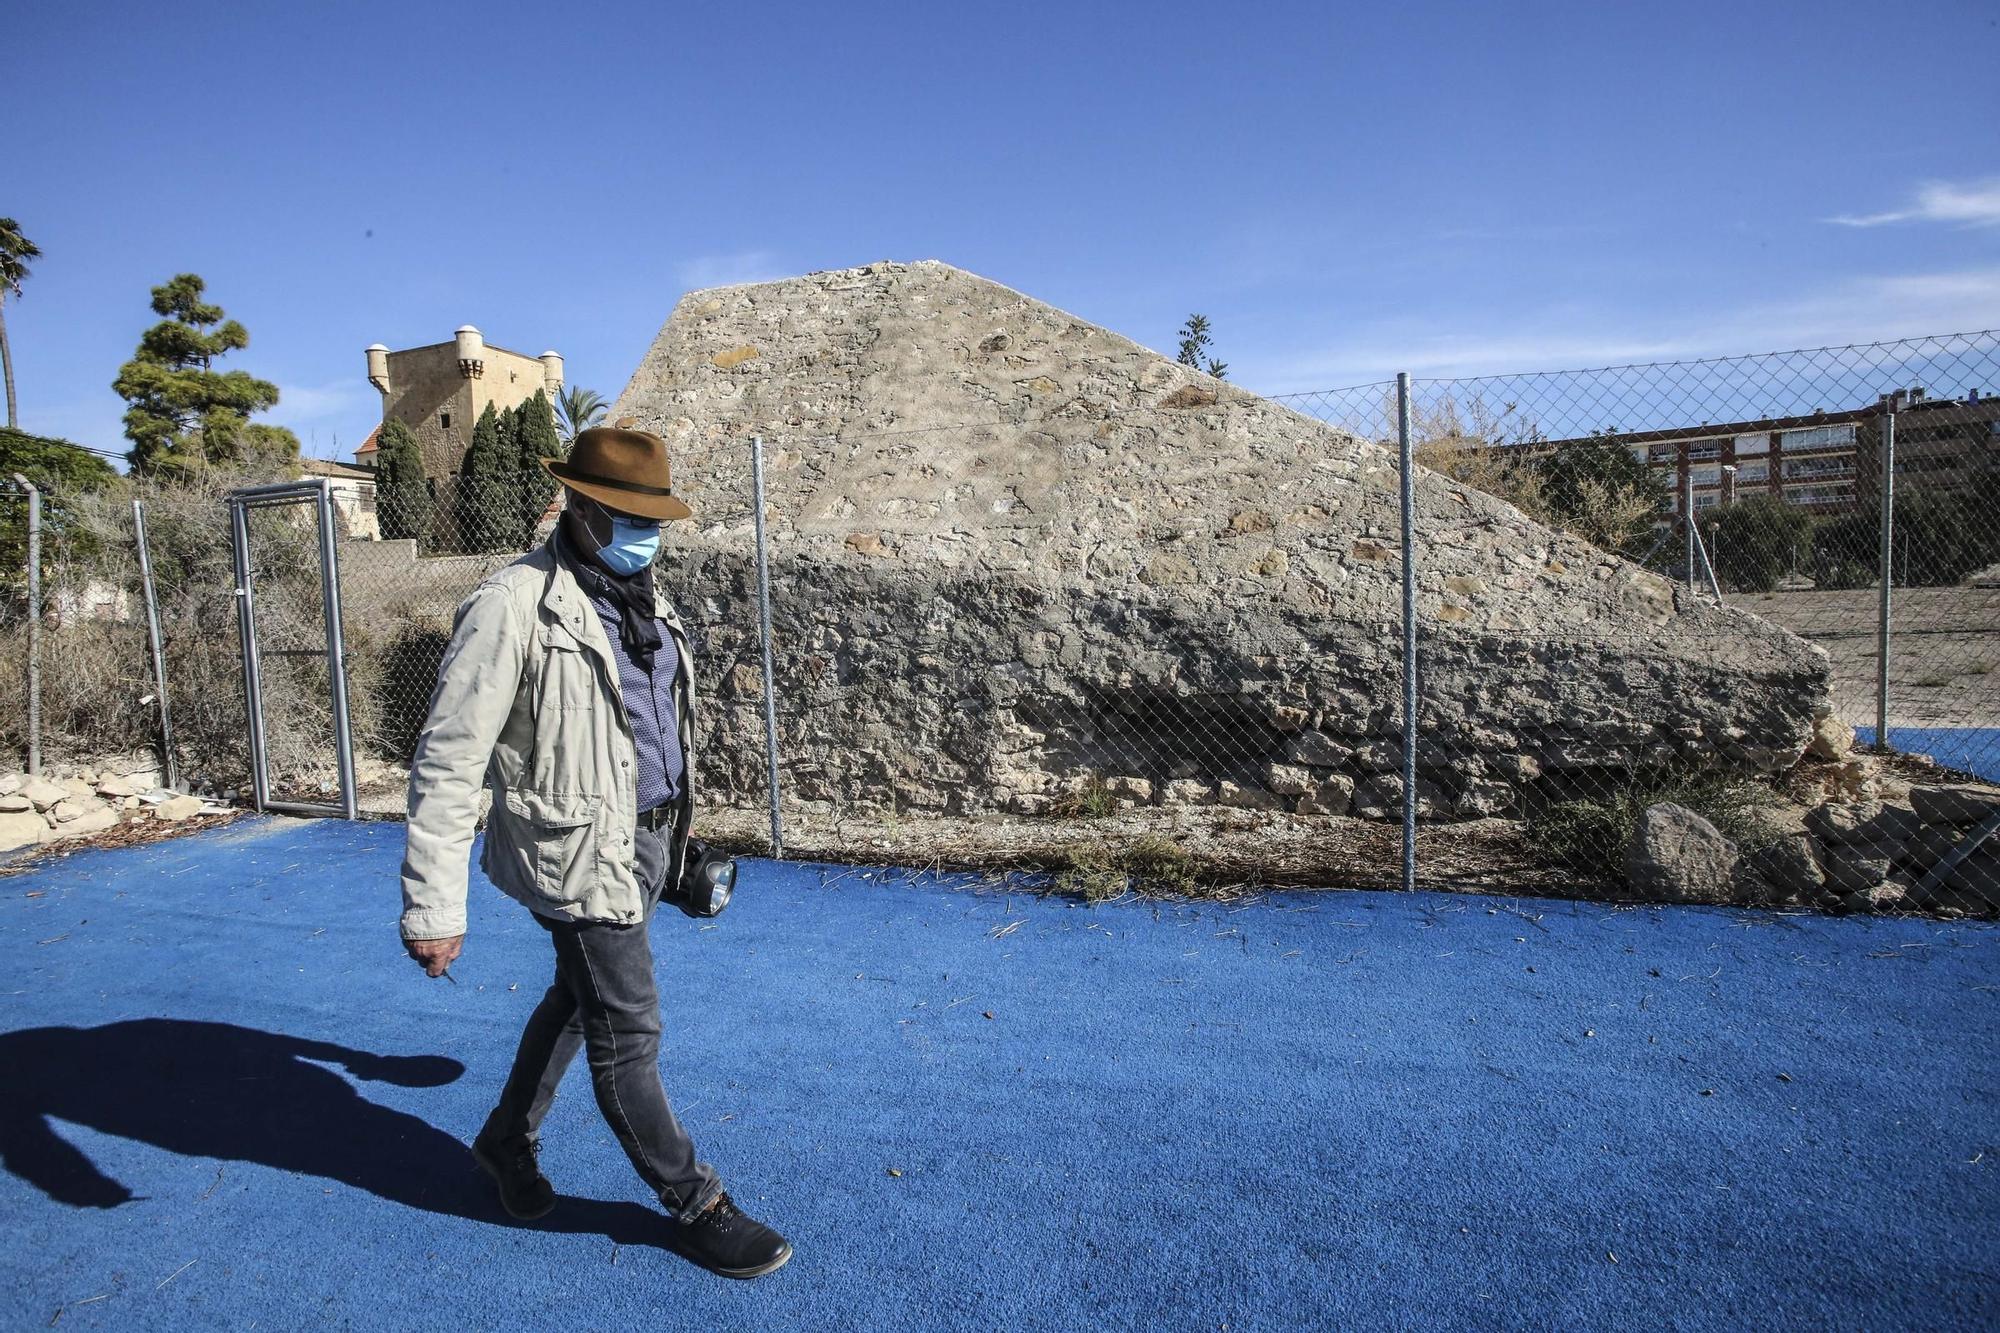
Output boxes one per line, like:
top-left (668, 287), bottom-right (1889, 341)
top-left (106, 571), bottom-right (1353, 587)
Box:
top-left (404, 933), bottom-right (465, 978)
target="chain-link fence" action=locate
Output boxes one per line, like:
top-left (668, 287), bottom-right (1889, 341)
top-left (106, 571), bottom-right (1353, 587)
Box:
top-left (5, 330), bottom-right (1995, 914)
top-left (1275, 334), bottom-right (2000, 914)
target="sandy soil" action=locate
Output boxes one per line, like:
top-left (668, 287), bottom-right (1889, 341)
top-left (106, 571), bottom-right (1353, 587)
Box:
top-left (1728, 585), bottom-right (1999, 729)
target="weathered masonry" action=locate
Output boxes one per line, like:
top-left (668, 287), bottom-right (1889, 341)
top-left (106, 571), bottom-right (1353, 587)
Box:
top-left (610, 261), bottom-right (1831, 820)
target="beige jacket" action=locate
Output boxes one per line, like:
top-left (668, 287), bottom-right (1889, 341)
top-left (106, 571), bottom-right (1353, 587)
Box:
top-left (399, 541), bottom-right (696, 940)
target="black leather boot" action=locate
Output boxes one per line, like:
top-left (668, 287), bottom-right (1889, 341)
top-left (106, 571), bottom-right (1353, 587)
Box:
top-left (672, 1192), bottom-right (793, 1278)
top-left (471, 1130), bottom-right (556, 1221)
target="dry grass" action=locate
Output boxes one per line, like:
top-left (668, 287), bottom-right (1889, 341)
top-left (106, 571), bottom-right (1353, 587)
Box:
top-left (0, 809), bottom-right (245, 878)
top-left (686, 800), bottom-right (1575, 903)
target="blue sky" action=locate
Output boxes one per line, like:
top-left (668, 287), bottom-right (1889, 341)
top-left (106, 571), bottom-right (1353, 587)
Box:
top-left (7, 0), bottom-right (1998, 462)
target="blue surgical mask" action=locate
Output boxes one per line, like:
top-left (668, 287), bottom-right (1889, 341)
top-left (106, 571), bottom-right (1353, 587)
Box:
top-left (595, 516), bottom-right (661, 575)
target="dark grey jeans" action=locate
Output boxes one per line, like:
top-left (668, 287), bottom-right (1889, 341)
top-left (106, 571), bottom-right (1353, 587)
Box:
top-left (483, 823), bottom-right (721, 1221)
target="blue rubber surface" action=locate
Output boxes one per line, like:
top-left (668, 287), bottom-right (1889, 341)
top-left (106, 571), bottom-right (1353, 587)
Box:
top-left (2, 818), bottom-right (1995, 1331)
top-left (1856, 726), bottom-right (2000, 783)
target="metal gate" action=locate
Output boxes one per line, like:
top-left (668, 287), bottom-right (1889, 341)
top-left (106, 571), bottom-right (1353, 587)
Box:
top-left (228, 479), bottom-right (358, 818)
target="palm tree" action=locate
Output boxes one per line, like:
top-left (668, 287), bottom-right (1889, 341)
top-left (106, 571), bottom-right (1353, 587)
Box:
top-left (0, 218), bottom-right (42, 429)
top-left (556, 385), bottom-right (606, 445)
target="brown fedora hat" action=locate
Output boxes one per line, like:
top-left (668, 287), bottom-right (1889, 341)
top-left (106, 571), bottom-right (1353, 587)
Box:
top-left (542, 418), bottom-right (692, 522)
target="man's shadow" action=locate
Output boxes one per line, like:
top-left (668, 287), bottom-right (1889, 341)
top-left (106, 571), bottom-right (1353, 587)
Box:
top-left (0, 1018), bottom-right (674, 1248)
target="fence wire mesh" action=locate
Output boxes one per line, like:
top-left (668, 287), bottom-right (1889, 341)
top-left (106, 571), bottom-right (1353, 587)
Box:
top-left (3, 330), bottom-right (1995, 913)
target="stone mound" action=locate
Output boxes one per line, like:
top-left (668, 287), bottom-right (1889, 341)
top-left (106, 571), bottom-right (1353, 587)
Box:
top-left (610, 260), bottom-right (1829, 819)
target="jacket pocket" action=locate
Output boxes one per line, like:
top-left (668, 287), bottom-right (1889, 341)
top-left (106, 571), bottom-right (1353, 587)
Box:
top-left (502, 788), bottom-right (602, 902)
top-left (537, 623), bottom-right (601, 712)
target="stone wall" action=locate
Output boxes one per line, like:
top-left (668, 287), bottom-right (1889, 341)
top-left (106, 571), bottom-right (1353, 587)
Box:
top-left (606, 260), bottom-right (1831, 822)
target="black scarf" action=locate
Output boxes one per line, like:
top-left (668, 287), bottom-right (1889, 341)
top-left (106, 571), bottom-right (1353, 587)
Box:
top-left (553, 522), bottom-right (664, 671)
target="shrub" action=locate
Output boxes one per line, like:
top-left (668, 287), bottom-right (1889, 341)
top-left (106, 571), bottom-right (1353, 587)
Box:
top-left (1527, 766), bottom-right (1785, 887)
top-left (1054, 834), bottom-right (1196, 901)
top-left (1701, 495), bottom-right (1813, 592)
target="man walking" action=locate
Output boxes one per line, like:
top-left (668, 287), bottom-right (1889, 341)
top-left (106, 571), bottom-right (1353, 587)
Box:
top-left (398, 420), bottom-right (791, 1279)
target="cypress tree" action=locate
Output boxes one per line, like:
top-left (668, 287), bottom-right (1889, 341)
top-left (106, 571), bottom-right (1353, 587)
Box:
top-left (459, 402), bottom-right (513, 551)
top-left (373, 418), bottom-right (429, 543)
top-left (514, 390), bottom-right (563, 543)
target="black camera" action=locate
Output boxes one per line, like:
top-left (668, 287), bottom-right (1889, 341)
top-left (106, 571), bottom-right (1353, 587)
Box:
top-left (666, 837), bottom-right (736, 919)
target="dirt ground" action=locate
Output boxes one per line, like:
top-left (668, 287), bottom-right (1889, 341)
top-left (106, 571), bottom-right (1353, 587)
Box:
top-left (689, 744), bottom-right (1991, 904)
top-left (1729, 585), bottom-right (2000, 729)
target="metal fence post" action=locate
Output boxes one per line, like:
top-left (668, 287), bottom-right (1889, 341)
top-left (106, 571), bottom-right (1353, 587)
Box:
top-left (1692, 518), bottom-right (1724, 602)
top-left (1683, 467), bottom-right (1695, 588)
top-left (1395, 373), bottom-right (1417, 895)
top-left (131, 496), bottom-right (178, 790)
top-left (750, 435), bottom-right (785, 859)
top-left (10, 473), bottom-right (39, 777)
top-left (229, 495), bottom-right (271, 811)
top-left (313, 480), bottom-right (359, 818)
top-left (1875, 409), bottom-right (1895, 752)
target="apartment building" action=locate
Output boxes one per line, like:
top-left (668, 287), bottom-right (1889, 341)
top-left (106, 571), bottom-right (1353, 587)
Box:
top-left (1525, 387), bottom-right (1998, 524)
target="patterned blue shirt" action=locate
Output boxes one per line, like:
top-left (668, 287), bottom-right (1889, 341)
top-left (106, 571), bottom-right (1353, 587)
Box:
top-left (580, 585), bottom-right (685, 812)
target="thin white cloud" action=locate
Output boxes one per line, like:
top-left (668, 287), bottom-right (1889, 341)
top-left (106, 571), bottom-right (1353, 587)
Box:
top-left (674, 250), bottom-right (788, 290)
top-left (1825, 178), bottom-right (2000, 228)
top-left (1715, 266), bottom-right (2000, 347)
top-left (1252, 265), bottom-right (2000, 391)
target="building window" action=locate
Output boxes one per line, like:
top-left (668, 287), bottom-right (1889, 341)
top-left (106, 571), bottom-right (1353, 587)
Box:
top-left (1693, 493), bottom-right (1719, 511)
top-left (1780, 423), bottom-right (1856, 451)
top-left (1733, 461), bottom-right (1769, 483)
top-left (1649, 445), bottom-right (1679, 465)
top-left (1687, 441), bottom-right (1722, 460)
top-left (1784, 456), bottom-right (1854, 480)
top-left (1690, 464), bottom-right (1722, 486)
top-left (441, 412), bottom-right (452, 429)
top-left (1785, 483), bottom-right (1855, 507)
top-left (1733, 432), bottom-right (1771, 456)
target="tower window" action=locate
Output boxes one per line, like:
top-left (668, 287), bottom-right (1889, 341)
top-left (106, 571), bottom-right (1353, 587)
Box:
top-left (440, 412), bottom-right (452, 429)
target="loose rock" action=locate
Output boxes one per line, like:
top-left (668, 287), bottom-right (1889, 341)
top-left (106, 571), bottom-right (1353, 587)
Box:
top-left (1909, 784), bottom-right (2000, 828)
top-left (18, 776), bottom-right (68, 812)
top-left (154, 794), bottom-right (204, 822)
top-left (1804, 800), bottom-right (1921, 850)
top-left (1821, 844), bottom-right (1892, 894)
top-left (1746, 834), bottom-right (1825, 905)
top-left (55, 804), bottom-right (118, 837)
top-left (1841, 882), bottom-right (1907, 915)
top-left (50, 797), bottom-right (107, 825)
top-left (0, 811), bottom-right (50, 852)
top-left (1625, 803), bottom-right (1738, 905)
top-left (1805, 715), bottom-right (1854, 761)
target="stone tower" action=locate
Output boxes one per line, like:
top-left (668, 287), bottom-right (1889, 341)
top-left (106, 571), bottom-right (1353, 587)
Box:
top-left (362, 328), bottom-right (563, 478)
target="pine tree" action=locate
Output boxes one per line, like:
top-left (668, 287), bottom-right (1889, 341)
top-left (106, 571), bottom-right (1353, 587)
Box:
top-left (514, 390), bottom-right (563, 544)
top-left (373, 418), bottom-right (430, 543)
top-left (459, 402), bottom-right (515, 551)
top-left (1175, 314), bottom-right (1228, 380)
top-left (114, 273), bottom-right (300, 473)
